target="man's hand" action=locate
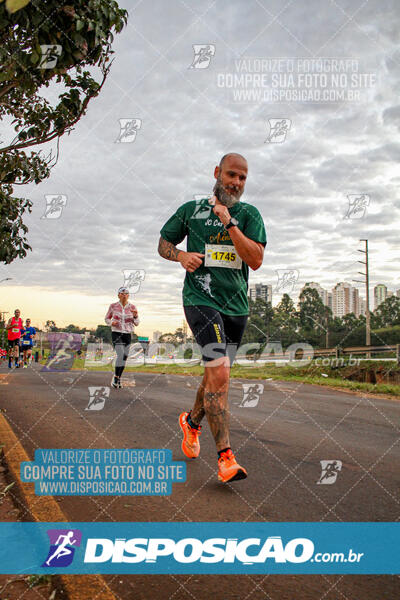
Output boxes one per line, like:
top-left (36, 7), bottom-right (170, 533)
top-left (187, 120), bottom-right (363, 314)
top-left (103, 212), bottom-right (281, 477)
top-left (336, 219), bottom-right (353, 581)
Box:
top-left (132, 309), bottom-right (138, 319)
top-left (178, 251), bottom-right (205, 273)
top-left (111, 320), bottom-right (119, 327)
top-left (211, 200), bottom-right (230, 226)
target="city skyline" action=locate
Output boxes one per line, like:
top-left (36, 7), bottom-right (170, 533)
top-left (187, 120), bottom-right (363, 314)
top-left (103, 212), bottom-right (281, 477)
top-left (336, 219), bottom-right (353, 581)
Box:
top-left (2, 278), bottom-right (397, 338)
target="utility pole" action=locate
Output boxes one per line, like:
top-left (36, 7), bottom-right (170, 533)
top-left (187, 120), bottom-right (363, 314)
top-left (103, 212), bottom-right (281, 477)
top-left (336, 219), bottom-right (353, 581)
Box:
top-left (354, 239), bottom-right (371, 357)
top-left (325, 306), bottom-right (329, 349)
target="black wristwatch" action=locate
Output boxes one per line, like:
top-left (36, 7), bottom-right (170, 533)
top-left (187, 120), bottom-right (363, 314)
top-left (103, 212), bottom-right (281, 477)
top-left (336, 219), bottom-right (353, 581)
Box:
top-left (225, 217), bottom-right (239, 230)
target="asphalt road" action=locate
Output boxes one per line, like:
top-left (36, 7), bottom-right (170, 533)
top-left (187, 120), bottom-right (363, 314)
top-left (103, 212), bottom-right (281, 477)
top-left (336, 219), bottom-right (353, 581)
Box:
top-left (0, 363), bottom-right (399, 600)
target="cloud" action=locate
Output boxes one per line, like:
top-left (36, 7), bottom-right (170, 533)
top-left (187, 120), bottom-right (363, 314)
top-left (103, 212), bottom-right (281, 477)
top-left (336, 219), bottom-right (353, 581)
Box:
top-left (2, 0), bottom-right (399, 328)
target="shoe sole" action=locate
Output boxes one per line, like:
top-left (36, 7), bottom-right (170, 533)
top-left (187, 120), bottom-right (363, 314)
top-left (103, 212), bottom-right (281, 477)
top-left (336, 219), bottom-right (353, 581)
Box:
top-left (178, 413), bottom-right (199, 459)
top-left (218, 468), bottom-right (248, 483)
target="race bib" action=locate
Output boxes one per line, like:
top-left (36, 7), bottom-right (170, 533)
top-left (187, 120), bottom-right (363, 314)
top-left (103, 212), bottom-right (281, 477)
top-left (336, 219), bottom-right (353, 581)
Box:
top-left (205, 244), bottom-right (242, 269)
top-left (23, 340), bottom-right (30, 345)
top-left (12, 328), bottom-right (19, 333)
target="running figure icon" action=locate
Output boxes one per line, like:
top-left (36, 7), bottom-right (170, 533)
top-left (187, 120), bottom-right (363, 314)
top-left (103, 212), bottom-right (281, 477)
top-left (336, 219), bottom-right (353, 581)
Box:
top-left (45, 531), bottom-right (77, 566)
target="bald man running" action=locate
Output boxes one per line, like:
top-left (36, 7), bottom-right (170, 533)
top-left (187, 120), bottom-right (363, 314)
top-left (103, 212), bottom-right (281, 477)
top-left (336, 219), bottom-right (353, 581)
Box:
top-left (158, 153), bottom-right (267, 482)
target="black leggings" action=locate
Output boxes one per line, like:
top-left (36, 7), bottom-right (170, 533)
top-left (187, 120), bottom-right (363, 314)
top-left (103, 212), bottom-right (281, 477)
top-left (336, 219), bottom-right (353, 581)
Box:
top-left (184, 305), bottom-right (248, 364)
top-left (112, 332), bottom-right (131, 377)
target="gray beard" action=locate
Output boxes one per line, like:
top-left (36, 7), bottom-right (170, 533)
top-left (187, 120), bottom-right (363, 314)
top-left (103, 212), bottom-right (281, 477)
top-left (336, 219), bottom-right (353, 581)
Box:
top-left (213, 179), bottom-right (242, 208)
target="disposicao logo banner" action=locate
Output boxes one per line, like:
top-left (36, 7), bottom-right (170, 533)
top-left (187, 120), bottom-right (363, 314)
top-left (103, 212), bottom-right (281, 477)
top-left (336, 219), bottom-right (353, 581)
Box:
top-left (0, 522), bottom-right (398, 574)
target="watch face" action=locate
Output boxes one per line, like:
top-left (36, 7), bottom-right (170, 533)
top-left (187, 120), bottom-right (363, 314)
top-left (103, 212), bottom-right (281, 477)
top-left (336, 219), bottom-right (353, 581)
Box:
top-left (231, 217), bottom-right (239, 226)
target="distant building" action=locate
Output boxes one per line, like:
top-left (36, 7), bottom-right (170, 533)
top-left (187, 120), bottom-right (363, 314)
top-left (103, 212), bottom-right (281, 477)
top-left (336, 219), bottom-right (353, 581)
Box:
top-left (299, 281), bottom-right (365, 317)
top-left (249, 283), bottom-right (272, 303)
top-left (327, 292), bottom-right (333, 311)
top-left (332, 282), bottom-right (363, 317)
top-left (300, 282), bottom-right (330, 306)
top-left (152, 330), bottom-right (162, 342)
top-left (374, 284), bottom-right (387, 310)
top-left (397, 289), bottom-right (400, 298)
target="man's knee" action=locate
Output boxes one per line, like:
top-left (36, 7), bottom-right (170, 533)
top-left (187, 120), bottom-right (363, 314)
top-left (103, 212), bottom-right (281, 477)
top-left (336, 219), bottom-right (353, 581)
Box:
top-left (204, 357), bottom-right (230, 389)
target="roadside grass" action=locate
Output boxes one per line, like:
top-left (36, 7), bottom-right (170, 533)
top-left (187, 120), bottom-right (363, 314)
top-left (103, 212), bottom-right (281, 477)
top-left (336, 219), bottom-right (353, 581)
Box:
top-left (43, 357), bottom-right (400, 398)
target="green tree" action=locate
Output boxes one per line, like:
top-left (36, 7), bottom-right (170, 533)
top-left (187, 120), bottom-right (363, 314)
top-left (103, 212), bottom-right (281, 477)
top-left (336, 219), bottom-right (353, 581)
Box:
top-left (298, 287), bottom-right (328, 346)
top-left (271, 293), bottom-right (299, 346)
top-left (159, 332), bottom-right (176, 345)
top-left (65, 323), bottom-right (84, 333)
top-left (44, 319), bottom-right (57, 332)
top-left (94, 324), bottom-right (112, 344)
top-left (242, 298), bottom-right (274, 345)
top-left (372, 296), bottom-right (400, 328)
top-left (0, 0), bottom-right (128, 263)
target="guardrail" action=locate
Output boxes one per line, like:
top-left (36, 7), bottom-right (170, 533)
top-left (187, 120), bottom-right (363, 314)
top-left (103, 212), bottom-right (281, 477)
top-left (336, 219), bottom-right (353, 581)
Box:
top-left (240, 344), bottom-right (400, 364)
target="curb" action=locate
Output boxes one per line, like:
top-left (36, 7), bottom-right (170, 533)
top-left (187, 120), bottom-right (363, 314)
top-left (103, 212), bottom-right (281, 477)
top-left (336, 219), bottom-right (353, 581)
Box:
top-left (0, 412), bottom-right (118, 600)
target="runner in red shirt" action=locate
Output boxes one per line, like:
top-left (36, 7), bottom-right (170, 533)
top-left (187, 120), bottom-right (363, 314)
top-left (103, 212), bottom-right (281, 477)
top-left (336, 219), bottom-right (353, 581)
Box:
top-left (6, 309), bottom-right (23, 369)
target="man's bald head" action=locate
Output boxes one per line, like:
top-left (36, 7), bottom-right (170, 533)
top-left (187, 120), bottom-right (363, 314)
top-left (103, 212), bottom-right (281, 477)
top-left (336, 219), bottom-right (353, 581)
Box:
top-left (219, 153), bottom-right (248, 170)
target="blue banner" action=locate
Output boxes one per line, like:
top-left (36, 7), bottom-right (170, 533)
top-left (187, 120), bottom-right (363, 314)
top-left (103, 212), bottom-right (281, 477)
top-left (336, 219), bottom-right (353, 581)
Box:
top-left (0, 522), bottom-right (398, 574)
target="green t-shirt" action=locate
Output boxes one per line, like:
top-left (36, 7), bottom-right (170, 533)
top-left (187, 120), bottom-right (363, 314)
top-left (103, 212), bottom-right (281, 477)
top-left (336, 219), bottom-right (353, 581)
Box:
top-left (160, 198), bottom-right (267, 316)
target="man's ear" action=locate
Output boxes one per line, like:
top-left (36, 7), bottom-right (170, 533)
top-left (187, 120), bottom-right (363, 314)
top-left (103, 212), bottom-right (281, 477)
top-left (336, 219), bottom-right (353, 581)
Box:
top-left (214, 165), bottom-right (219, 179)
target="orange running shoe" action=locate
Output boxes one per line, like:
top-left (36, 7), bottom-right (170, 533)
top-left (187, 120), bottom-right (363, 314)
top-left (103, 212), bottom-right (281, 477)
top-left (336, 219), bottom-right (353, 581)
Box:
top-left (179, 412), bottom-right (201, 459)
top-left (218, 449), bottom-right (247, 483)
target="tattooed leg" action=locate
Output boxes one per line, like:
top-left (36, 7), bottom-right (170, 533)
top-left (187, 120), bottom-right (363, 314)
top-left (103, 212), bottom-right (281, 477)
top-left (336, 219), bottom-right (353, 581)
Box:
top-left (203, 359), bottom-right (230, 451)
top-left (190, 374), bottom-right (206, 425)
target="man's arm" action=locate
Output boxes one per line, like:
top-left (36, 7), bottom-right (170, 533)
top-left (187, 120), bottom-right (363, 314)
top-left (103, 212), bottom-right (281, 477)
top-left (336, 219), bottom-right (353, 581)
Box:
top-left (158, 237), bottom-right (182, 261)
top-left (212, 204), bottom-right (264, 270)
top-left (158, 236), bottom-right (205, 273)
top-left (228, 227), bottom-right (264, 270)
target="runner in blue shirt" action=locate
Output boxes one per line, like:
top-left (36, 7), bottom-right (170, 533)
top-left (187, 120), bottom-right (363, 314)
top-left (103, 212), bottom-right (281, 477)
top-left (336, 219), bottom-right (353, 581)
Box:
top-left (21, 319), bottom-right (36, 368)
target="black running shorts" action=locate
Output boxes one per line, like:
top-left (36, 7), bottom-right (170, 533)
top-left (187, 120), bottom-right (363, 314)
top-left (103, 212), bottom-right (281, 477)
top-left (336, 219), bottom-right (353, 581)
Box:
top-left (184, 305), bottom-right (248, 364)
top-left (7, 339), bottom-right (20, 348)
top-left (111, 332), bottom-right (132, 348)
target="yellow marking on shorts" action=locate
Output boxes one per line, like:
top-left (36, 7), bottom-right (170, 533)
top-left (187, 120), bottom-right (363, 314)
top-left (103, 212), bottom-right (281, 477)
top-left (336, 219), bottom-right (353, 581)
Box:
top-left (213, 323), bottom-right (222, 343)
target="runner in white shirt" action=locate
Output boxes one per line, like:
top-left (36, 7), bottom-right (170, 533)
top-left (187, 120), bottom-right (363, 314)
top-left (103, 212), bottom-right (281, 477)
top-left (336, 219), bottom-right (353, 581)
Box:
top-left (105, 287), bottom-right (139, 388)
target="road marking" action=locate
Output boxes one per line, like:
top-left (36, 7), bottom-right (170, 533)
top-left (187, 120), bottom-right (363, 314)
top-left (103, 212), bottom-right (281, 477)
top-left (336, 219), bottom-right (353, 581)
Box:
top-left (0, 412), bottom-right (118, 600)
top-left (0, 374), bottom-right (9, 385)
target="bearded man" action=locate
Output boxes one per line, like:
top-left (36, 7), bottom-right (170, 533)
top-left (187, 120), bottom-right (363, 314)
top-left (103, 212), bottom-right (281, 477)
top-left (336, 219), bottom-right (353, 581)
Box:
top-left (158, 153), bottom-right (267, 483)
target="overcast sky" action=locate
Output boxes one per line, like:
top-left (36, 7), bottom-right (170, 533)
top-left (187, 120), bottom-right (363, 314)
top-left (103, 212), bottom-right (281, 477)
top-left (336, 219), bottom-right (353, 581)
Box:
top-left (1, 0), bottom-right (399, 334)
